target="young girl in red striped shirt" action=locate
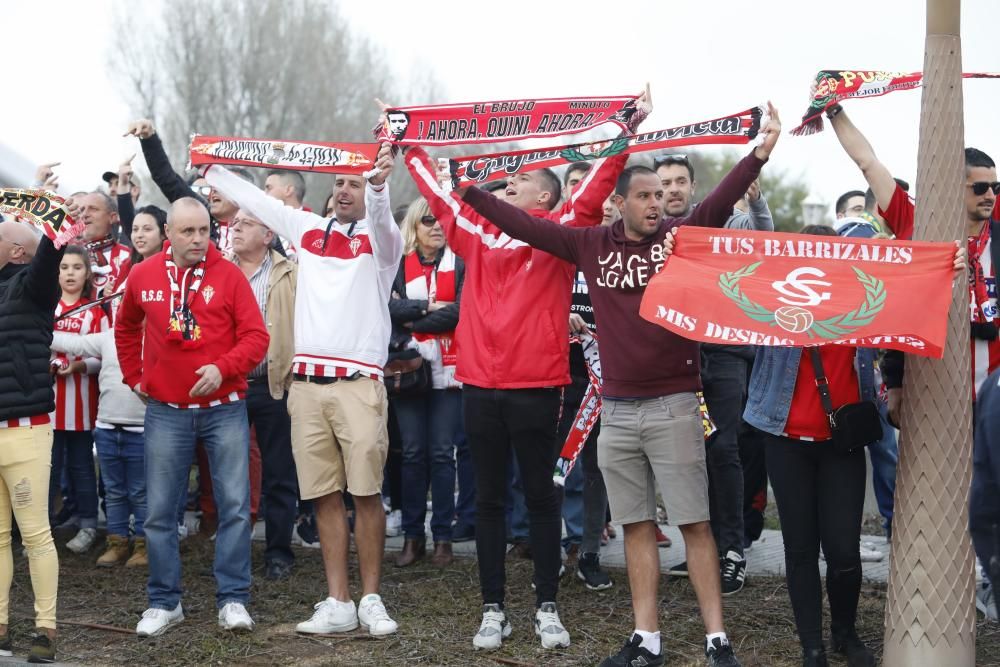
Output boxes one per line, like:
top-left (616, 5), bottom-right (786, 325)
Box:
top-left (51, 246), bottom-right (107, 554)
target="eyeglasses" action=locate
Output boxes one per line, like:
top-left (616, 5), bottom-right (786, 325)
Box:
top-left (419, 215), bottom-right (438, 227)
top-left (190, 185), bottom-right (213, 198)
top-left (653, 154), bottom-right (689, 169)
top-left (231, 217), bottom-right (262, 229)
top-left (968, 181), bottom-right (1000, 196)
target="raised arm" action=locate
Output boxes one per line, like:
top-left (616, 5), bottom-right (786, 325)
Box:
top-left (827, 108), bottom-right (897, 214)
top-left (747, 186), bottom-right (774, 231)
top-left (24, 235), bottom-right (64, 311)
top-left (204, 165), bottom-right (317, 243)
top-left (404, 146), bottom-right (482, 260)
top-left (556, 153), bottom-right (629, 228)
top-left (461, 187), bottom-right (582, 264)
top-left (363, 143), bottom-right (403, 271)
top-left (125, 120), bottom-right (198, 204)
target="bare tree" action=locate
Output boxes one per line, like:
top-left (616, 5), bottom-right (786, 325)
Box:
top-left (108, 0), bottom-right (444, 210)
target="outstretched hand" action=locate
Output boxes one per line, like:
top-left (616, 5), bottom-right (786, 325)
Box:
top-left (124, 119), bottom-right (156, 140)
top-left (34, 162), bottom-right (60, 191)
top-left (754, 101), bottom-right (781, 161)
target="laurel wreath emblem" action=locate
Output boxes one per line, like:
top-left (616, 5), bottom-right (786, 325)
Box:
top-left (718, 262), bottom-right (887, 339)
top-left (559, 137), bottom-right (630, 163)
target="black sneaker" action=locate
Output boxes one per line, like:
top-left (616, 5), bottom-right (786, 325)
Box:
top-left (264, 559), bottom-right (294, 580)
top-left (577, 552), bottom-right (613, 591)
top-left (668, 560), bottom-right (689, 578)
top-left (599, 634), bottom-right (664, 667)
top-left (705, 636), bottom-right (740, 667)
top-left (720, 550), bottom-right (747, 596)
top-left (830, 629), bottom-right (875, 667)
top-left (294, 514), bottom-right (320, 548)
top-left (0, 634), bottom-right (11, 657)
top-left (27, 633), bottom-right (55, 664)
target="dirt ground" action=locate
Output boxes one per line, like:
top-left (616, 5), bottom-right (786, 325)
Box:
top-left (4, 531), bottom-right (998, 666)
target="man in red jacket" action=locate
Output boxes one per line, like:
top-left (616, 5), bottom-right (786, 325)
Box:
top-left (115, 197), bottom-right (269, 638)
top-left (451, 103), bottom-right (782, 667)
top-left (402, 91), bottom-right (648, 652)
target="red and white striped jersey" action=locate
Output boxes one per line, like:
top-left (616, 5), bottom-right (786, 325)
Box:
top-left (91, 243), bottom-right (132, 299)
top-left (973, 235), bottom-right (1000, 396)
top-left (51, 299), bottom-right (109, 430)
top-left (0, 415), bottom-right (50, 429)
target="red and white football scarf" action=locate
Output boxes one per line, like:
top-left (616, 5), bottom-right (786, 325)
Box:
top-left (970, 221), bottom-right (996, 326)
top-left (189, 135), bottom-right (378, 175)
top-left (404, 249), bottom-right (458, 384)
top-left (450, 107), bottom-right (763, 187)
top-left (552, 331), bottom-right (718, 486)
top-left (56, 289), bottom-right (124, 321)
top-left (0, 188), bottom-right (83, 247)
top-left (165, 246), bottom-right (206, 349)
top-left (792, 69), bottom-right (1000, 136)
top-left (376, 94), bottom-right (641, 146)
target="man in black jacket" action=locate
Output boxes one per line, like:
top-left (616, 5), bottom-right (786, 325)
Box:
top-left (0, 210), bottom-right (80, 663)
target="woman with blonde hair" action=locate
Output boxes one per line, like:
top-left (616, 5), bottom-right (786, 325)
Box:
top-left (388, 198), bottom-right (468, 568)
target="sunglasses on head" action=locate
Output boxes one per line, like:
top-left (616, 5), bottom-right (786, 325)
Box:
top-left (968, 181), bottom-right (1000, 196)
top-left (190, 184), bottom-right (212, 198)
top-left (419, 215), bottom-right (438, 227)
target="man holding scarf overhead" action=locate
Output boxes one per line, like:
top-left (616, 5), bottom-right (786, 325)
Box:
top-left (401, 88), bottom-right (649, 653)
top-left (442, 102), bottom-right (782, 667)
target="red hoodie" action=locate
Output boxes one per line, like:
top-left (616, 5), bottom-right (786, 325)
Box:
top-left (115, 244), bottom-right (269, 407)
top-left (404, 146), bottom-right (626, 389)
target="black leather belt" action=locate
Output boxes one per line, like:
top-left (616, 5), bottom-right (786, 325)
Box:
top-left (293, 373), bottom-right (357, 385)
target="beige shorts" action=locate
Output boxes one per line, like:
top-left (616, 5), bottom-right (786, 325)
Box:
top-left (287, 377), bottom-right (389, 499)
top-left (597, 392), bottom-right (709, 526)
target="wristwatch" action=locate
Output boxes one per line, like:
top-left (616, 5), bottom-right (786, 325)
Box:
top-left (825, 104), bottom-right (844, 120)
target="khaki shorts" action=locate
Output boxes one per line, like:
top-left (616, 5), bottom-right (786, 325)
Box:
top-left (287, 377), bottom-right (389, 499)
top-left (597, 392), bottom-right (709, 526)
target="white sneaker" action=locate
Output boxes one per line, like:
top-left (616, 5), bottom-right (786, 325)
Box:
top-left (252, 520), bottom-right (266, 542)
top-left (385, 510), bottom-right (402, 538)
top-left (473, 603), bottom-right (511, 651)
top-left (358, 593), bottom-right (398, 637)
top-left (534, 601), bottom-right (570, 649)
top-left (295, 597), bottom-right (358, 634)
top-left (218, 602), bottom-right (255, 631)
top-left (859, 543), bottom-right (884, 562)
top-left (136, 603), bottom-right (184, 637)
top-left (977, 580), bottom-right (999, 621)
top-left (177, 524), bottom-right (189, 542)
top-left (66, 527), bottom-right (98, 554)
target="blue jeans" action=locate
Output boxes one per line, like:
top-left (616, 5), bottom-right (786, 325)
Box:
top-left (93, 427), bottom-right (147, 537)
top-left (51, 430), bottom-right (98, 529)
top-left (394, 389), bottom-right (461, 542)
top-left (869, 401), bottom-right (898, 532)
top-left (144, 400), bottom-right (251, 610)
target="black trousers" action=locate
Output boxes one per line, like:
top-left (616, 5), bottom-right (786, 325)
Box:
top-left (463, 385), bottom-right (563, 607)
top-left (246, 381), bottom-right (298, 565)
top-left (701, 348), bottom-right (748, 555)
top-left (763, 431), bottom-right (865, 650)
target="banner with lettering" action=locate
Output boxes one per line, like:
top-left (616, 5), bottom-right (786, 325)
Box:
top-left (189, 135), bottom-right (378, 174)
top-left (449, 106), bottom-right (763, 187)
top-left (791, 69), bottom-right (1000, 135)
top-left (0, 188), bottom-right (81, 245)
top-left (375, 94), bottom-right (640, 146)
top-left (639, 227), bottom-right (955, 357)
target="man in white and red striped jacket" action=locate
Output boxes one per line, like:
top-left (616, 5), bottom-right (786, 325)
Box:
top-left (115, 198), bottom-right (268, 637)
top-left (203, 143), bottom-right (403, 638)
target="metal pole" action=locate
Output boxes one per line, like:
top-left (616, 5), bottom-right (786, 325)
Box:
top-left (883, 0), bottom-right (976, 664)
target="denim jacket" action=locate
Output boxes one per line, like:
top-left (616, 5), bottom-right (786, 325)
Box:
top-left (743, 346), bottom-right (877, 437)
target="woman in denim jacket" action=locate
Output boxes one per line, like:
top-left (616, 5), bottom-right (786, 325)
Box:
top-left (742, 226), bottom-right (877, 667)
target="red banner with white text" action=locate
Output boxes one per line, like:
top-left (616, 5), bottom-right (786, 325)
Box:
top-left (639, 227), bottom-right (955, 357)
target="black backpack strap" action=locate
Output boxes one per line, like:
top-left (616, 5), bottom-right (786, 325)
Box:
top-left (809, 347), bottom-right (837, 429)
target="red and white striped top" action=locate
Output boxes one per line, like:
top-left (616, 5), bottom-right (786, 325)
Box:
top-left (52, 299), bottom-right (109, 431)
top-left (0, 415), bottom-right (51, 429)
top-left (291, 355), bottom-right (380, 381)
top-left (972, 234), bottom-right (1000, 397)
top-left (165, 390), bottom-right (242, 410)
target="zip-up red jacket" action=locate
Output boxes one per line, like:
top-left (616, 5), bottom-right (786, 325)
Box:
top-left (405, 147), bottom-right (626, 389)
top-left (115, 244), bottom-right (269, 407)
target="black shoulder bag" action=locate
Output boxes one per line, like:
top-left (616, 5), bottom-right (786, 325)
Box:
top-left (809, 348), bottom-right (883, 454)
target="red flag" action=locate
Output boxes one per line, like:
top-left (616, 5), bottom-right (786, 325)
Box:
top-left (639, 227), bottom-right (955, 358)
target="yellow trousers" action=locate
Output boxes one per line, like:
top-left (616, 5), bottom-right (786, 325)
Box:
top-left (0, 425), bottom-right (57, 630)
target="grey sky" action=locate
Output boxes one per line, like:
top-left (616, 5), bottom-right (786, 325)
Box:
top-left (4, 0), bottom-right (998, 219)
